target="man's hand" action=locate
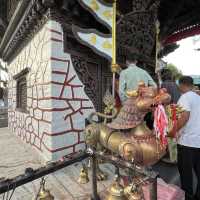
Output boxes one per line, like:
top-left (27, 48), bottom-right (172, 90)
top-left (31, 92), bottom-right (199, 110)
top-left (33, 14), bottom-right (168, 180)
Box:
top-left (168, 125), bottom-right (177, 138)
top-left (168, 111), bottom-right (190, 138)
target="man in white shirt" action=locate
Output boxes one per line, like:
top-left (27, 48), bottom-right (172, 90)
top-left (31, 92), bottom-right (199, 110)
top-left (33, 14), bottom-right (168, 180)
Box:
top-left (169, 76), bottom-right (200, 200)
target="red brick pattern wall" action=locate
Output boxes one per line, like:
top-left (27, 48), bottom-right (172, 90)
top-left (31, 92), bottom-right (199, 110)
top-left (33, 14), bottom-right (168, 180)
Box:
top-left (8, 20), bottom-right (95, 161)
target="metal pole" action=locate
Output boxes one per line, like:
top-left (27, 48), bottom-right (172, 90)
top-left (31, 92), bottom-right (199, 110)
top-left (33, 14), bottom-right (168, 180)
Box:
top-left (91, 154), bottom-right (100, 200)
top-left (149, 177), bottom-right (157, 200)
top-left (112, 72), bottom-right (116, 98)
top-left (111, 0), bottom-right (117, 98)
top-left (92, 151), bottom-right (158, 179)
top-left (155, 20), bottom-right (161, 88)
top-left (0, 153), bottom-right (88, 194)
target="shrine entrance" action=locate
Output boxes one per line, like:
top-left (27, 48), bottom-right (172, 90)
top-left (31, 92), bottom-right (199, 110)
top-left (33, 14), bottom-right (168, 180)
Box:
top-left (63, 30), bottom-right (113, 112)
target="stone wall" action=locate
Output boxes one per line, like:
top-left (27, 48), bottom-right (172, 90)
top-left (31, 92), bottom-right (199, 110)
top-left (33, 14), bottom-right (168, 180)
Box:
top-left (8, 20), bottom-right (95, 161)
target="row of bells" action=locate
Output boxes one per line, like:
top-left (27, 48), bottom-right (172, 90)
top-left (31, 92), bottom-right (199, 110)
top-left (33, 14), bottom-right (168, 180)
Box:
top-left (78, 165), bottom-right (144, 200)
top-left (34, 166), bottom-right (143, 200)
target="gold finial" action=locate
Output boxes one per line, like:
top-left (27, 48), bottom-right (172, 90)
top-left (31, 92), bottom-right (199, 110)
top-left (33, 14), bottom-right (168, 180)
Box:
top-left (155, 20), bottom-right (160, 34)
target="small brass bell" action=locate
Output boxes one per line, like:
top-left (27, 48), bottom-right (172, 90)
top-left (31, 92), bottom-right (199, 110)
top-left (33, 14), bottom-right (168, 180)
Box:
top-left (78, 163), bottom-right (89, 184)
top-left (107, 176), bottom-right (127, 200)
top-left (36, 178), bottom-right (54, 200)
top-left (97, 164), bottom-right (108, 181)
top-left (124, 184), bottom-right (143, 200)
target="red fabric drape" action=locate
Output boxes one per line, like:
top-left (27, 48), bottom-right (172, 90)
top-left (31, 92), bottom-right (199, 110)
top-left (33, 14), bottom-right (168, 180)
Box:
top-left (163, 25), bottom-right (200, 45)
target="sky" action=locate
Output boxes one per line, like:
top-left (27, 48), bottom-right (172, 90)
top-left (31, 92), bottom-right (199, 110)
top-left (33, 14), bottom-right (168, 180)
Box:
top-left (163, 36), bottom-right (200, 75)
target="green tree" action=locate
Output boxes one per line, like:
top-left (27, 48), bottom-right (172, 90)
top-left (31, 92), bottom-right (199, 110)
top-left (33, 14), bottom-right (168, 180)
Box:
top-left (166, 63), bottom-right (182, 80)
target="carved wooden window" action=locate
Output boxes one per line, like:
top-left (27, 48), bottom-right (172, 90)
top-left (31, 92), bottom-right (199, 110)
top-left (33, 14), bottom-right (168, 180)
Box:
top-left (14, 68), bottom-right (29, 112)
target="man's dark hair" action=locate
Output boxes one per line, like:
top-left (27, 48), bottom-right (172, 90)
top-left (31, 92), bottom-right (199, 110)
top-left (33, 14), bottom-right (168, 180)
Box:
top-left (126, 53), bottom-right (138, 63)
top-left (0, 88), bottom-right (3, 99)
top-left (115, 73), bottom-right (120, 79)
top-left (161, 69), bottom-right (173, 81)
top-left (179, 76), bottom-right (193, 86)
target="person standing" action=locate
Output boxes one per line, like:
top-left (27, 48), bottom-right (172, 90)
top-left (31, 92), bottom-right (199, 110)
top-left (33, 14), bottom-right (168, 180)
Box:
top-left (169, 76), bottom-right (200, 200)
top-left (119, 54), bottom-right (157, 103)
top-left (161, 69), bottom-right (181, 163)
top-left (161, 68), bottom-right (181, 103)
top-left (0, 87), bottom-right (4, 108)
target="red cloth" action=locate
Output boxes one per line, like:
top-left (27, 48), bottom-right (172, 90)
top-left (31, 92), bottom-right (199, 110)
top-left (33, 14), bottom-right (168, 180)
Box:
top-left (154, 105), bottom-right (168, 145)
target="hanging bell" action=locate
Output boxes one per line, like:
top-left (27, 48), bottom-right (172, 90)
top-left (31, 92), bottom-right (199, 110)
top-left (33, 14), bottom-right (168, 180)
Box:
top-left (124, 184), bottom-right (143, 200)
top-left (106, 177), bottom-right (127, 200)
top-left (96, 164), bottom-right (108, 181)
top-left (37, 178), bottom-right (54, 200)
top-left (78, 163), bottom-right (89, 184)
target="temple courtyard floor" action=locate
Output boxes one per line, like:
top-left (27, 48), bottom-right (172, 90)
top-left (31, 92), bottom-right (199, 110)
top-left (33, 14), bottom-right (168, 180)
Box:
top-left (0, 127), bottom-right (188, 200)
top-left (0, 127), bottom-right (115, 200)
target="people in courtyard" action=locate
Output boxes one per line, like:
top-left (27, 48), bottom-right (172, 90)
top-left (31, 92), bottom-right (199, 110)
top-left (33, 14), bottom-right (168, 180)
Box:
top-left (161, 69), bottom-right (181, 163)
top-left (3, 83), bottom-right (8, 107)
top-left (169, 76), bottom-right (200, 200)
top-left (193, 85), bottom-right (200, 95)
top-left (161, 68), bottom-right (181, 103)
top-left (0, 87), bottom-right (4, 108)
top-left (119, 54), bottom-right (157, 103)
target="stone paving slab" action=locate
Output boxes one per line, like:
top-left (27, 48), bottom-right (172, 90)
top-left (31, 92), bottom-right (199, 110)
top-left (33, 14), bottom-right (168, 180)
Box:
top-left (0, 108), bottom-right (8, 128)
top-left (0, 128), bottom-right (114, 200)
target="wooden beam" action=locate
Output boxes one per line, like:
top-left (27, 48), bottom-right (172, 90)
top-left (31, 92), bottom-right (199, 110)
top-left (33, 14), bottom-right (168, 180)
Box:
top-left (161, 8), bottom-right (200, 39)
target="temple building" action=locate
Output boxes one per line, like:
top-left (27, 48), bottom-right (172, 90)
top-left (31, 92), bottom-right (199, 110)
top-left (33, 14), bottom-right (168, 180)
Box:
top-left (0, 0), bottom-right (200, 161)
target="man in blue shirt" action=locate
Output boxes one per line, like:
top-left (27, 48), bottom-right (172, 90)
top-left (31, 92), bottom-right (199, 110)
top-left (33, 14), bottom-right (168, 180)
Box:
top-left (119, 55), bottom-right (157, 103)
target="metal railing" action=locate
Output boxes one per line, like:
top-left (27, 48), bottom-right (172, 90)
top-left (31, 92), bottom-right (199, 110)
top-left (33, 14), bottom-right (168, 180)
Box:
top-left (0, 149), bottom-right (158, 200)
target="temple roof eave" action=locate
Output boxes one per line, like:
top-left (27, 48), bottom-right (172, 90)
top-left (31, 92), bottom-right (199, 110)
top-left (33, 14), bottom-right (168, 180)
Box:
top-left (0, 0), bottom-right (30, 61)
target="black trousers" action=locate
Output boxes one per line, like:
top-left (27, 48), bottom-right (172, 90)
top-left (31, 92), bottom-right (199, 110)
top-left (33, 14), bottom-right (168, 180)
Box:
top-left (177, 144), bottom-right (200, 200)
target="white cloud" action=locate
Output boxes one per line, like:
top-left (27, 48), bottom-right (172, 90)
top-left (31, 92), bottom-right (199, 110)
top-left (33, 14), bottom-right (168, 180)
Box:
top-left (163, 37), bottom-right (200, 75)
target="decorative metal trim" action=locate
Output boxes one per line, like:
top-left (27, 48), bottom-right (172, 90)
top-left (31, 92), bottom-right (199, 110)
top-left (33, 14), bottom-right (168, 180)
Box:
top-left (72, 25), bottom-right (112, 61)
top-left (77, 0), bottom-right (112, 32)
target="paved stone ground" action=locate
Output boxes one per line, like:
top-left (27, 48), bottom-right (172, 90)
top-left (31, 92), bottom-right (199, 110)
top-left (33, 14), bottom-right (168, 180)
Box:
top-left (0, 128), bottom-right (114, 200)
top-left (0, 108), bottom-right (8, 128)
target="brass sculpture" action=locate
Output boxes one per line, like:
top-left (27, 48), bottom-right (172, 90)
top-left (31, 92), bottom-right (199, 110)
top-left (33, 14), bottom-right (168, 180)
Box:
top-left (85, 84), bottom-right (171, 166)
